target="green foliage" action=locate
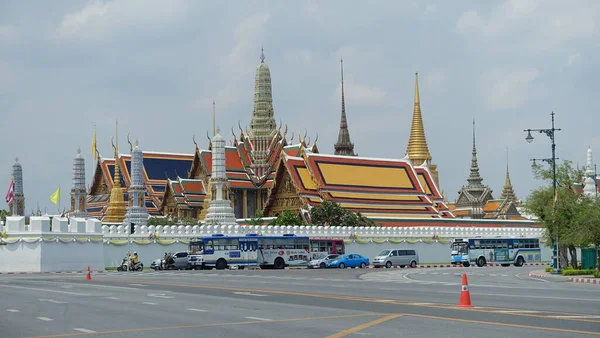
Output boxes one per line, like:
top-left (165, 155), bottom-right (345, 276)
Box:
top-left (561, 269), bottom-right (596, 276)
top-left (0, 209), bottom-right (10, 222)
top-left (545, 267), bottom-right (553, 273)
top-left (310, 200), bottom-right (378, 227)
top-left (247, 211), bottom-right (265, 226)
top-left (594, 271), bottom-right (600, 278)
top-left (269, 210), bottom-right (304, 226)
top-left (147, 216), bottom-right (198, 226)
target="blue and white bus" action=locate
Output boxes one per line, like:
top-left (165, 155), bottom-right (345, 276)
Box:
top-left (189, 234), bottom-right (310, 270)
top-left (451, 237), bottom-right (541, 267)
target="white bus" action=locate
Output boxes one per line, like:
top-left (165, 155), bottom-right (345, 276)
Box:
top-left (189, 234), bottom-right (310, 270)
top-left (451, 237), bottom-right (542, 267)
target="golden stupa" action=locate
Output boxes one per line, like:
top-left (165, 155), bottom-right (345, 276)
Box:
top-left (103, 120), bottom-right (127, 223)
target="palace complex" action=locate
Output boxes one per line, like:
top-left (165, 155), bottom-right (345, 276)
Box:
top-left (85, 50), bottom-right (534, 227)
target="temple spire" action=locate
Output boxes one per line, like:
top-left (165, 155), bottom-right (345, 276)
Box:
top-left (334, 57), bottom-right (356, 156)
top-left (467, 119), bottom-right (484, 188)
top-left (213, 100), bottom-right (216, 137)
top-left (405, 72), bottom-right (439, 185)
top-left (500, 148), bottom-right (517, 203)
top-left (70, 148), bottom-right (87, 218)
top-left (103, 120), bottom-right (127, 223)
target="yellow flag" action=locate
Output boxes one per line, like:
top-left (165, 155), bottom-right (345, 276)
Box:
top-left (91, 124), bottom-right (97, 160)
top-left (49, 188), bottom-right (60, 205)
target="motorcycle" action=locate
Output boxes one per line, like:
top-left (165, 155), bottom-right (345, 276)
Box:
top-left (116, 257), bottom-right (144, 271)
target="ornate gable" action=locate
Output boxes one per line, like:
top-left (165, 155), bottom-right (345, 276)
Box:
top-left (263, 156), bottom-right (306, 217)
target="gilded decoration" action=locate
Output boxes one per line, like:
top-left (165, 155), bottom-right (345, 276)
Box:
top-left (265, 166), bottom-right (304, 217)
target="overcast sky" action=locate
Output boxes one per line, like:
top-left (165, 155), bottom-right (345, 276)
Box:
top-left (1, 0), bottom-right (599, 213)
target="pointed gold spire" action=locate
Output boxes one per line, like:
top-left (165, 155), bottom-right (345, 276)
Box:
top-left (406, 72), bottom-right (439, 185)
top-left (103, 119), bottom-right (127, 223)
top-left (500, 147), bottom-right (517, 203)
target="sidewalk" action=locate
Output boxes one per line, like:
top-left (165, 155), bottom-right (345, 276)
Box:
top-left (529, 270), bottom-right (599, 285)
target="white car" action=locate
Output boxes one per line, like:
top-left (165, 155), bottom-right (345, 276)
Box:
top-left (187, 254), bottom-right (204, 270)
top-left (307, 254), bottom-right (340, 269)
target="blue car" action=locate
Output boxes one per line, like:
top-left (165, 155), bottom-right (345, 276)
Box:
top-left (326, 254), bottom-right (370, 269)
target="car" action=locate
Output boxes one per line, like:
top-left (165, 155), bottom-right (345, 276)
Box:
top-left (372, 249), bottom-right (419, 268)
top-left (326, 254), bottom-right (370, 269)
top-left (307, 254), bottom-right (340, 269)
top-left (187, 254), bottom-right (204, 270)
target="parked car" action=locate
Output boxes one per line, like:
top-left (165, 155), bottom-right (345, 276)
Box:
top-left (308, 254), bottom-right (340, 269)
top-left (372, 249), bottom-right (419, 268)
top-left (326, 254), bottom-right (370, 269)
top-left (188, 254), bottom-right (204, 270)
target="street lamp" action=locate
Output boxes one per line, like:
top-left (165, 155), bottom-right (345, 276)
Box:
top-left (524, 112), bottom-right (562, 274)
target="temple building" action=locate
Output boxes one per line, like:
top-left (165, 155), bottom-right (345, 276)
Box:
top-left (69, 149), bottom-right (88, 218)
top-left (10, 157), bottom-right (25, 216)
top-left (452, 121), bottom-right (494, 218)
top-left (122, 140), bottom-right (150, 226)
top-left (333, 58), bottom-right (356, 156)
top-left (574, 147), bottom-right (600, 197)
top-left (405, 73), bottom-right (439, 186)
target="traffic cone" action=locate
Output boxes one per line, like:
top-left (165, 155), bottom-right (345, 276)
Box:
top-left (457, 273), bottom-right (473, 308)
top-left (85, 266), bottom-right (92, 281)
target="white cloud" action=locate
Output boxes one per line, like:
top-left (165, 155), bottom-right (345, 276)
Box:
top-left (336, 81), bottom-right (385, 106)
top-left (456, 0), bottom-right (600, 52)
top-left (285, 50), bottom-right (313, 65)
top-left (422, 69), bottom-right (450, 94)
top-left (56, 0), bottom-right (189, 40)
top-left (0, 25), bottom-right (16, 42)
top-left (485, 69), bottom-right (540, 110)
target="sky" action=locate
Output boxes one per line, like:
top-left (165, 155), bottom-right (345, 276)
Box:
top-left (1, 0), bottom-right (599, 213)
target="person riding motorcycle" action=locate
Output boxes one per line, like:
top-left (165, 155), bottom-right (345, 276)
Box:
top-left (130, 251), bottom-right (140, 270)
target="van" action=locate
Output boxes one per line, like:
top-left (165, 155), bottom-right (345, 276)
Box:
top-left (372, 249), bottom-right (419, 268)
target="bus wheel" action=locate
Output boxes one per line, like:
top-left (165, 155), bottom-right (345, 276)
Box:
top-left (476, 257), bottom-right (486, 267)
top-left (515, 256), bottom-right (525, 267)
top-left (274, 257), bottom-right (285, 269)
top-left (463, 262), bottom-right (470, 267)
top-left (216, 259), bottom-right (227, 270)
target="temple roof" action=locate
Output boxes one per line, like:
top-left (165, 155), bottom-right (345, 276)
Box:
top-left (270, 150), bottom-right (454, 219)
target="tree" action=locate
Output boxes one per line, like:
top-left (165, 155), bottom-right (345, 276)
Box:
top-left (269, 210), bottom-right (304, 226)
top-left (566, 196), bottom-right (600, 271)
top-left (247, 211), bottom-right (265, 226)
top-left (310, 200), bottom-right (378, 227)
top-left (523, 160), bottom-right (587, 268)
top-left (0, 209), bottom-right (9, 223)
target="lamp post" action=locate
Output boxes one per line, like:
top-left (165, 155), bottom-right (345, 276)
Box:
top-left (524, 112), bottom-right (561, 274)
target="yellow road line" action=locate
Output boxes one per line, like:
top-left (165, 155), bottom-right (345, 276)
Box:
top-left (25, 313), bottom-right (382, 338)
top-left (96, 279), bottom-right (600, 323)
top-left (406, 313), bottom-right (600, 336)
top-left (325, 314), bottom-right (403, 338)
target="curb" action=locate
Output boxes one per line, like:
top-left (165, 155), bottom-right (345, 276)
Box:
top-left (569, 277), bottom-right (600, 285)
top-left (0, 271), bottom-right (107, 275)
top-left (364, 262), bottom-right (549, 269)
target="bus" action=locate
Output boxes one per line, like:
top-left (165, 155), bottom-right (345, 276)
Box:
top-left (309, 238), bottom-right (345, 260)
top-left (189, 234), bottom-right (310, 270)
top-left (451, 237), bottom-right (541, 267)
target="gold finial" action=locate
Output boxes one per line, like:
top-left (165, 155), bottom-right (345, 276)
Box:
top-left (260, 46), bottom-right (265, 63)
top-left (406, 72), bottom-right (431, 162)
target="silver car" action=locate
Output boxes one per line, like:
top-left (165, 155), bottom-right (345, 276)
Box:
top-left (373, 249), bottom-right (419, 268)
top-left (307, 254), bottom-right (340, 269)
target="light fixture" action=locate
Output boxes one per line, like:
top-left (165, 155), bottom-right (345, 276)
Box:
top-left (525, 130), bottom-right (534, 143)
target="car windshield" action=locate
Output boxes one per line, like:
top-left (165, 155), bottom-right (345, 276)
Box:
top-left (325, 255), bottom-right (339, 260)
top-left (378, 250), bottom-right (391, 256)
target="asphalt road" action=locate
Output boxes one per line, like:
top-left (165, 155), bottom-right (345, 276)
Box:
top-left (0, 266), bottom-right (598, 338)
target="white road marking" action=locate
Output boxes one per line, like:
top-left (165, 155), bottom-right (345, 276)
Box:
top-left (233, 291), bottom-right (268, 297)
top-left (6, 309), bottom-right (20, 312)
top-left (187, 308), bottom-right (207, 312)
top-left (37, 317), bottom-right (53, 321)
top-left (73, 328), bottom-right (97, 333)
top-left (106, 297), bottom-right (119, 300)
top-left (142, 302), bottom-right (157, 305)
top-left (549, 315), bottom-right (600, 319)
top-left (375, 299), bottom-right (395, 302)
top-left (147, 293), bottom-right (175, 299)
top-left (39, 299), bottom-right (67, 304)
top-left (129, 284), bottom-right (146, 287)
top-left (495, 310), bottom-right (540, 313)
top-left (2, 285), bottom-right (89, 296)
top-left (245, 316), bottom-right (272, 321)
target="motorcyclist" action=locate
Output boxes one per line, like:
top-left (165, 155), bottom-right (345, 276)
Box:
top-left (130, 251), bottom-right (140, 270)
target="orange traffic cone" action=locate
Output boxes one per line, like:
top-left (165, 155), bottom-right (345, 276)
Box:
top-left (457, 273), bottom-right (473, 308)
top-left (85, 266), bottom-right (92, 281)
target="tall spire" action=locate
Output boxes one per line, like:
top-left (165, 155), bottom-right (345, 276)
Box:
top-left (123, 139), bottom-right (149, 227)
top-left (405, 72), bottom-right (439, 185)
top-left (70, 148), bottom-right (88, 218)
top-left (204, 128), bottom-right (236, 225)
top-left (334, 57), bottom-right (356, 156)
top-left (249, 47), bottom-right (277, 177)
top-left (213, 100), bottom-right (216, 137)
top-left (467, 119), bottom-right (484, 188)
top-left (10, 157), bottom-right (25, 216)
top-left (103, 120), bottom-right (127, 223)
top-left (500, 148), bottom-right (517, 203)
